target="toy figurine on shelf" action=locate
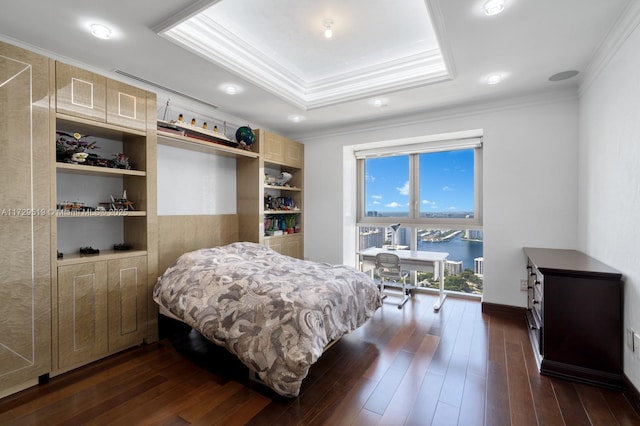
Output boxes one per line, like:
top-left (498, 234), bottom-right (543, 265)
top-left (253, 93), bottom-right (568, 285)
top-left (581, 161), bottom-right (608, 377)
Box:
top-left (112, 153), bottom-right (131, 169)
top-left (79, 246), bottom-right (99, 255)
top-left (110, 190), bottom-right (134, 211)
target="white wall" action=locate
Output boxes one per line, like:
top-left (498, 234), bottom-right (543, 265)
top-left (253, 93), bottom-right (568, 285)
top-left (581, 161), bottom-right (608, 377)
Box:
top-left (578, 6), bottom-right (640, 391)
top-left (157, 144), bottom-right (237, 215)
top-left (303, 95), bottom-right (579, 308)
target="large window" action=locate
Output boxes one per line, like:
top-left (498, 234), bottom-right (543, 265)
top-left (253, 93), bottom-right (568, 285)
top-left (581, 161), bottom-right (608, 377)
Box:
top-left (356, 134), bottom-right (483, 295)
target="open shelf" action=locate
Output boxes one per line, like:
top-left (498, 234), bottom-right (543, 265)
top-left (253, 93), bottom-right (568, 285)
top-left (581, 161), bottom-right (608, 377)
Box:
top-left (56, 249), bottom-right (148, 266)
top-left (264, 184), bottom-right (302, 191)
top-left (56, 210), bottom-right (146, 218)
top-left (57, 113), bottom-right (147, 137)
top-left (56, 162), bottom-right (146, 176)
top-left (157, 130), bottom-right (259, 159)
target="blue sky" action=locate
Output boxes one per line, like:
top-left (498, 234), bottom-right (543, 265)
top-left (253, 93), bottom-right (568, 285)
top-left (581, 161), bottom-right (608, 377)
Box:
top-left (365, 149), bottom-right (475, 214)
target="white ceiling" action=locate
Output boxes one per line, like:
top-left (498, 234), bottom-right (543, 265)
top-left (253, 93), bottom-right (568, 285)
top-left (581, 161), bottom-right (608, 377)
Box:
top-left (0, 0), bottom-right (630, 140)
top-left (159, 0), bottom-right (449, 109)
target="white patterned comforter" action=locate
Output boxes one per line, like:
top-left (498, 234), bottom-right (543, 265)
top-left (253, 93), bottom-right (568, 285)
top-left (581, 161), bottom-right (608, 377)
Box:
top-left (153, 241), bottom-right (381, 397)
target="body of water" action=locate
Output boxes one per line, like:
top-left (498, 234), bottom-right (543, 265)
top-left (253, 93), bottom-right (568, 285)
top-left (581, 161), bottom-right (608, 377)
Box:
top-left (417, 233), bottom-right (483, 271)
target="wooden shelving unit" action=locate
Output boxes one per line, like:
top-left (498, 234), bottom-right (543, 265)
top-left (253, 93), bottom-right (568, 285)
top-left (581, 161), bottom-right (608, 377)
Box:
top-left (50, 60), bottom-right (158, 374)
top-left (237, 129), bottom-right (304, 259)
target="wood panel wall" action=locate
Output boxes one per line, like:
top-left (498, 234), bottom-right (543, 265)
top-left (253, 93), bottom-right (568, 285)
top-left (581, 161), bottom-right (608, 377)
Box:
top-left (157, 214), bottom-right (239, 278)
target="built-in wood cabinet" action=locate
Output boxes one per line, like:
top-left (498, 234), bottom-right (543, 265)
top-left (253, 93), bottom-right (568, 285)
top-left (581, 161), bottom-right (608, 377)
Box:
top-left (57, 256), bottom-right (147, 370)
top-left (51, 61), bottom-right (157, 374)
top-left (524, 247), bottom-right (623, 390)
top-left (263, 131), bottom-right (304, 168)
top-left (55, 62), bottom-right (147, 131)
top-left (0, 40), bottom-right (52, 398)
top-left (238, 129), bottom-right (304, 259)
top-left (55, 62), bottom-right (106, 122)
top-left (57, 262), bottom-right (108, 370)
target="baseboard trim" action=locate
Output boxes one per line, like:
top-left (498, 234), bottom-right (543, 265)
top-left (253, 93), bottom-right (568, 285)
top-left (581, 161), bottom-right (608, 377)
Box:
top-left (481, 302), bottom-right (527, 319)
top-left (624, 374), bottom-right (640, 416)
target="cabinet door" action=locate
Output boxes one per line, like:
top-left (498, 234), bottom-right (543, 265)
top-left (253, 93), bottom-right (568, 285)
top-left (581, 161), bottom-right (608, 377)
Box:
top-left (106, 80), bottom-right (147, 131)
top-left (107, 256), bottom-right (148, 352)
top-left (264, 132), bottom-right (286, 164)
top-left (283, 234), bottom-right (303, 259)
top-left (264, 132), bottom-right (303, 168)
top-left (0, 41), bottom-right (51, 395)
top-left (284, 140), bottom-right (303, 168)
top-left (55, 61), bottom-right (106, 122)
top-left (58, 262), bottom-right (108, 370)
top-left (264, 235), bottom-right (303, 259)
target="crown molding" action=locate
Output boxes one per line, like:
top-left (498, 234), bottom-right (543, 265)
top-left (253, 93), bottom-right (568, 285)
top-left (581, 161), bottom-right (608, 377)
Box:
top-left (294, 88), bottom-right (578, 143)
top-left (159, 5), bottom-right (452, 110)
top-left (579, 0), bottom-right (640, 96)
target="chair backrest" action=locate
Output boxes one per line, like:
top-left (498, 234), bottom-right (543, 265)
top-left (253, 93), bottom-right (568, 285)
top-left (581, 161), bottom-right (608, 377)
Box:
top-left (375, 252), bottom-right (402, 279)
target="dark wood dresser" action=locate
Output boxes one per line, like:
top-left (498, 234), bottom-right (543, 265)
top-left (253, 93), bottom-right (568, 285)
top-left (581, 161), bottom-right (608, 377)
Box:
top-left (523, 247), bottom-right (623, 390)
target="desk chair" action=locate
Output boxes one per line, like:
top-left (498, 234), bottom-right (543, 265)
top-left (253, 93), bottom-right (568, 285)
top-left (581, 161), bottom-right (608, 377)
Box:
top-left (375, 252), bottom-right (410, 308)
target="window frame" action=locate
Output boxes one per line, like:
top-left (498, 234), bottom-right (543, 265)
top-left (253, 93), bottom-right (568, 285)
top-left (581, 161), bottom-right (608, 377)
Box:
top-left (356, 137), bottom-right (483, 229)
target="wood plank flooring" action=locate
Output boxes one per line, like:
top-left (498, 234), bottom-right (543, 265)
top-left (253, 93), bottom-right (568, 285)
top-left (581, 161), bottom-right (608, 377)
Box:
top-left (1, 293), bottom-right (639, 425)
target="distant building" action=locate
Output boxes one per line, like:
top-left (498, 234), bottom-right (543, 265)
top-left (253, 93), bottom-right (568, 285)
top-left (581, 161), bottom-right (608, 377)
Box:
top-left (463, 229), bottom-right (483, 241)
top-left (446, 260), bottom-right (463, 275)
top-left (474, 257), bottom-right (484, 277)
top-left (359, 227), bottom-right (384, 250)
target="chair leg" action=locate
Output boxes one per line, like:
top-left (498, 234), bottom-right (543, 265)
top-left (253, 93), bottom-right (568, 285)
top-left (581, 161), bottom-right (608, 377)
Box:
top-left (397, 278), bottom-right (410, 309)
top-left (379, 278), bottom-right (387, 300)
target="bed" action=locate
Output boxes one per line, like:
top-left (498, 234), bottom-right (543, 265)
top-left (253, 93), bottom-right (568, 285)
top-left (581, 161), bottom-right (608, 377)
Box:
top-left (153, 241), bottom-right (382, 397)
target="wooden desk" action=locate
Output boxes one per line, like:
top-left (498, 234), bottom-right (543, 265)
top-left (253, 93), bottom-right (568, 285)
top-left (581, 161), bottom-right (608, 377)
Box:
top-left (359, 248), bottom-right (449, 311)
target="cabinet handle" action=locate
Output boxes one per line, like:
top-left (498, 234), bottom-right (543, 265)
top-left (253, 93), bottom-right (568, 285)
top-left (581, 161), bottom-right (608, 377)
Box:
top-left (529, 271), bottom-right (536, 277)
top-left (534, 280), bottom-right (540, 285)
top-left (533, 300), bottom-right (539, 304)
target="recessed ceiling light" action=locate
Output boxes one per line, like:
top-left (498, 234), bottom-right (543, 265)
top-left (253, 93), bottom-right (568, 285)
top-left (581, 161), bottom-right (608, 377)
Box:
top-left (90, 24), bottom-right (111, 40)
top-left (219, 84), bottom-right (242, 95)
top-left (548, 70), bottom-right (579, 82)
top-left (484, 0), bottom-right (505, 16)
top-left (486, 74), bottom-right (503, 85)
top-left (323, 19), bottom-right (334, 39)
top-left (368, 98), bottom-right (388, 107)
top-left (288, 115), bottom-right (305, 123)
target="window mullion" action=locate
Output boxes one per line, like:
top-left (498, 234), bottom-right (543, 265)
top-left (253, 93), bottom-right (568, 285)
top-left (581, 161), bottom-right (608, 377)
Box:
top-left (410, 153), bottom-right (420, 220)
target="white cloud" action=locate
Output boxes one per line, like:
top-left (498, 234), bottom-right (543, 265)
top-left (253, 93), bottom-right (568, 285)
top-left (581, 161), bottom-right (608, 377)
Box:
top-left (448, 206), bottom-right (458, 210)
top-left (385, 202), bottom-right (403, 208)
top-left (372, 195), bottom-right (383, 200)
top-left (442, 186), bottom-right (454, 192)
top-left (373, 201), bottom-right (380, 205)
top-left (397, 181), bottom-right (410, 196)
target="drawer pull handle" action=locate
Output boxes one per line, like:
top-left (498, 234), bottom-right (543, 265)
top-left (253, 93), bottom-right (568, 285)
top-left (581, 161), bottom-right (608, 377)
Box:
top-left (535, 280), bottom-right (541, 285)
top-left (533, 300), bottom-right (539, 304)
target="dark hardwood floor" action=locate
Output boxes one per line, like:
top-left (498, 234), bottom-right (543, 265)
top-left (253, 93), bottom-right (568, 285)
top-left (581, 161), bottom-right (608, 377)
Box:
top-left (1, 293), bottom-right (639, 425)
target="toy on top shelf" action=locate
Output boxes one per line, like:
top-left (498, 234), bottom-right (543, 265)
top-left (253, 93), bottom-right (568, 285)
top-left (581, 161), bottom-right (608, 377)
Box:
top-left (265, 172), bottom-right (293, 187)
top-left (235, 125), bottom-right (255, 151)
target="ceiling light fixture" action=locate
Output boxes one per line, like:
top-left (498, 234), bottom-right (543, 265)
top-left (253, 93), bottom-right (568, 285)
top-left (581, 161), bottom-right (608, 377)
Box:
top-left (368, 98), bottom-right (389, 107)
top-left (288, 115), bottom-right (305, 123)
top-left (487, 73), bottom-right (503, 85)
top-left (90, 23), bottom-right (112, 40)
top-left (323, 19), bottom-right (334, 39)
top-left (483, 0), bottom-right (505, 16)
top-left (220, 83), bottom-right (242, 95)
